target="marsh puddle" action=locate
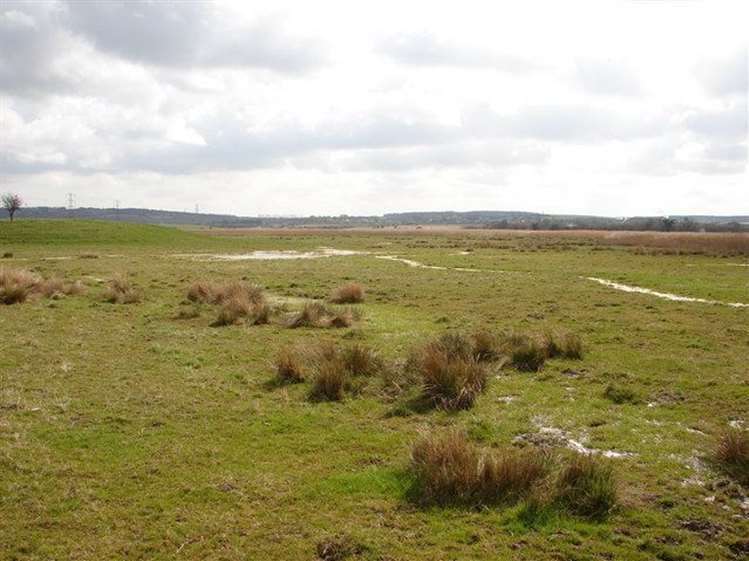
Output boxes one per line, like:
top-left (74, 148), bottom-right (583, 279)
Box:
top-left (585, 277), bottom-right (748, 308)
top-left (174, 248), bottom-right (364, 261)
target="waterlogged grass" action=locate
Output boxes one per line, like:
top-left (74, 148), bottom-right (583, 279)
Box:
top-left (0, 220), bottom-right (747, 560)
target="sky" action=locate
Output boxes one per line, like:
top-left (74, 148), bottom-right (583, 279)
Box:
top-left (1, 0), bottom-right (747, 217)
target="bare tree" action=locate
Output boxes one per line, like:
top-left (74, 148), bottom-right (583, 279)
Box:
top-left (2, 193), bottom-right (22, 222)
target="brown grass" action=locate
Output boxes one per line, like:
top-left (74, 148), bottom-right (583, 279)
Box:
top-left (1, 268), bottom-right (85, 304)
top-left (329, 282), bottom-right (365, 304)
top-left (103, 275), bottom-right (141, 304)
top-left (541, 330), bottom-right (583, 360)
top-left (309, 356), bottom-right (349, 402)
top-left (471, 330), bottom-right (501, 362)
top-left (714, 428), bottom-right (748, 483)
top-left (418, 347), bottom-right (487, 410)
top-left (340, 343), bottom-right (380, 376)
top-left (410, 430), bottom-right (549, 506)
top-left (275, 345), bottom-right (309, 384)
top-left (500, 333), bottom-right (546, 372)
top-left (0, 268), bottom-right (39, 304)
top-left (286, 302), bottom-right (355, 329)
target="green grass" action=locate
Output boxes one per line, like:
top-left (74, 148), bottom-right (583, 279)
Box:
top-left (0, 220), bottom-right (747, 560)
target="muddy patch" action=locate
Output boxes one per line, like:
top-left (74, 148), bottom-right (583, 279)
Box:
top-left (585, 277), bottom-right (749, 308)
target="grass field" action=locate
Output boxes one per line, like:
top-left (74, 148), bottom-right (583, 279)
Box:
top-left (1, 220), bottom-right (747, 560)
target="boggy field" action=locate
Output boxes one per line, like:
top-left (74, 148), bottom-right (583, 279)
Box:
top-left (1, 220), bottom-right (747, 561)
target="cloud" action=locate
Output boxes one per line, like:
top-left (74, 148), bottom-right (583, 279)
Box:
top-left (0, 3), bottom-right (78, 95)
top-left (62, 1), bottom-right (327, 73)
top-left (463, 103), bottom-right (665, 142)
top-left (684, 101), bottom-right (748, 142)
top-left (378, 31), bottom-right (537, 72)
top-left (574, 58), bottom-right (641, 96)
top-left (696, 48), bottom-right (748, 97)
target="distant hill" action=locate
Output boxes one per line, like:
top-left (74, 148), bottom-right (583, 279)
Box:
top-left (9, 206), bottom-right (749, 232)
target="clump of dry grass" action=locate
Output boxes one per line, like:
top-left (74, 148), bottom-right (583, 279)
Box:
top-left (419, 350), bottom-right (487, 410)
top-left (554, 454), bottom-right (617, 520)
top-left (286, 302), bottom-right (356, 329)
top-left (1, 268), bottom-right (85, 304)
top-left (471, 330), bottom-right (501, 362)
top-left (309, 355), bottom-right (349, 402)
top-left (186, 280), bottom-right (269, 326)
top-left (500, 333), bottom-right (546, 372)
top-left (103, 275), bottom-right (141, 304)
top-left (2, 252), bottom-right (13, 259)
top-left (0, 268), bottom-right (39, 304)
top-left (541, 330), bottom-right (583, 360)
top-left (329, 282), bottom-right (365, 304)
top-left (340, 343), bottom-right (381, 376)
top-left (275, 345), bottom-right (309, 384)
top-left (409, 430), bottom-right (549, 506)
top-left (38, 278), bottom-right (86, 299)
top-left (714, 428), bottom-right (748, 483)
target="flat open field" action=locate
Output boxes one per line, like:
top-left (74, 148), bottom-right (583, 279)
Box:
top-left (1, 221), bottom-right (747, 560)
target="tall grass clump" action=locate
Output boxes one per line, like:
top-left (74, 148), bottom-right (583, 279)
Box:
top-left (340, 343), bottom-right (381, 376)
top-left (554, 454), bottom-right (617, 519)
top-left (329, 282), bottom-right (365, 304)
top-left (286, 302), bottom-right (355, 329)
top-left (501, 333), bottom-right (546, 372)
top-left (275, 345), bottom-right (309, 384)
top-left (471, 330), bottom-right (501, 362)
top-left (418, 347), bottom-right (487, 410)
top-left (409, 430), bottom-right (549, 506)
top-left (104, 275), bottom-right (141, 304)
top-left (309, 355), bottom-right (349, 402)
top-left (714, 428), bottom-right (748, 483)
top-left (0, 268), bottom-right (40, 304)
top-left (1, 268), bottom-right (84, 304)
top-left (187, 281), bottom-right (268, 326)
top-left (541, 330), bottom-right (583, 359)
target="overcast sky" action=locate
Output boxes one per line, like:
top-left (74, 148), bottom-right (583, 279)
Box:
top-left (1, 0), bottom-right (747, 216)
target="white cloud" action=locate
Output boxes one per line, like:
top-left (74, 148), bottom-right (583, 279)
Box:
top-left (0, 0), bottom-right (747, 215)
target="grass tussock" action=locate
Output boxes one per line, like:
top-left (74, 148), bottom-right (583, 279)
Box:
top-left (471, 329), bottom-right (501, 362)
top-left (501, 333), bottom-right (546, 372)
top-left (541, 330), bottom-right (583, 359)
top-left (186, 280), bottom-right (269, 326)
top-left (309, 356), bottom-right (349, 402)
top-left (410, 430), bottom-right (549, 506)
top-left (275, 345), bottom-right (310, 384)
top-left (103, 275), bottom-right (141, 304)
top-left (340, 343), bottom-right (381, 376)
top-left (286, 302), bottom-right (355, 329)
top-left (554, 453), bottom-right (618, 520)
top-left (0, 268), bottom-right (40, 304)
top-left (329, 282), bottom-right (365, 304)
top-left (714, 428), bottom-right (748, 483)
top-left (419, 349), bottom-right (487, 410)
top-left (1, 268), bottom-right (85, 304)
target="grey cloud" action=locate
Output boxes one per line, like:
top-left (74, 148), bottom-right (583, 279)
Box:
top-left (0, 2), bottom-right (76, 95)
top-left (378, 32), bottom-right (538, 72)
top-left (63, 1), bottom-right (326, 73)
top-left (574, 58), bottom-right (641, 96)
top-left (464, 104), bottom-right (665, 142)
top-left (696, 49), bottom-right (748, 97)
top-left (333, 141), bottom-right (550, 172)
top-left (684, 101), bottom-right (747, 141)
